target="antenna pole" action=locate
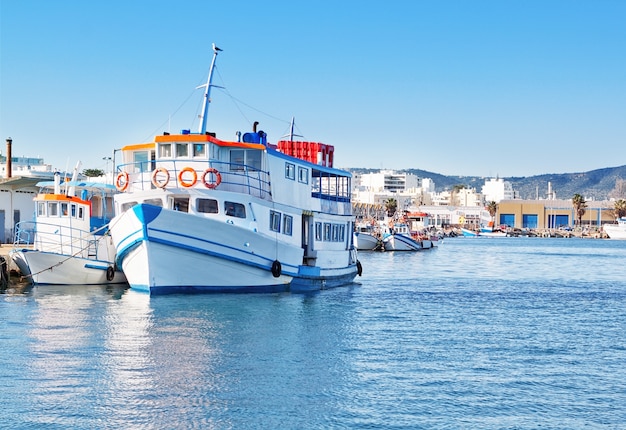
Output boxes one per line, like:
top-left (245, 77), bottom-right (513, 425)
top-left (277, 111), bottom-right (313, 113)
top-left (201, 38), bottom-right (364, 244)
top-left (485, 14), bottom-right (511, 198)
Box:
top-left (198, 44), bottom-right (221, 134)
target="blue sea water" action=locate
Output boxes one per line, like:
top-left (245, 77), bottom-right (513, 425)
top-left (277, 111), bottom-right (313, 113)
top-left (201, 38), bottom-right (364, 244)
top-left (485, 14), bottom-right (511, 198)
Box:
top-left (1, 237), bottom-right (625, 429)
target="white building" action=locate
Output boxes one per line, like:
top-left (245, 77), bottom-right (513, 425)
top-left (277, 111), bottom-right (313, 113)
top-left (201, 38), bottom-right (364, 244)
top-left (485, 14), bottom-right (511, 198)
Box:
top-left (482, 177), bottom-right (515, 203)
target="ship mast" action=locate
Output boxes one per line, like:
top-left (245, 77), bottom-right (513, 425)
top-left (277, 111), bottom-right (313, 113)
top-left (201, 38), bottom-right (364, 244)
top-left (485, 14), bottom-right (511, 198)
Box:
top-left (197, 43), bottom-right (222, 135)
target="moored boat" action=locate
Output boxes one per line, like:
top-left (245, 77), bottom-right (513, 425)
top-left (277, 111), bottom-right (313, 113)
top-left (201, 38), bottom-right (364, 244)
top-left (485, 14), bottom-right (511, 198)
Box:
top-left (11, 165), bottom-right (126, 285)
top-left (603, 217), bottom-right (626, 239)
top-left (108, 45), bottom-right (361, 295)
top-left (382, 223), bottom-right (433, 251)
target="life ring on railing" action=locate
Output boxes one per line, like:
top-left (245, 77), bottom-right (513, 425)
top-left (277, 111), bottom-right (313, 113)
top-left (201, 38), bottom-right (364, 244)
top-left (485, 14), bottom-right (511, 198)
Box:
top-left (151, 167), bottom-right (170, 188)
top-left (202, 168), bottom-right (222, 189)
top-left (115, 172), bottom-right (129, 192)
top-left (178, 167), bottom-right (197, 188)
top-left (271, 260), bottom-right (282, 278)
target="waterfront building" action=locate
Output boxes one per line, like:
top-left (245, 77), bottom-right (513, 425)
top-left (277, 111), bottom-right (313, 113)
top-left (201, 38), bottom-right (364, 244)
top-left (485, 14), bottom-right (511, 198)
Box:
top-left (482, 177), bottom-right (515, 203)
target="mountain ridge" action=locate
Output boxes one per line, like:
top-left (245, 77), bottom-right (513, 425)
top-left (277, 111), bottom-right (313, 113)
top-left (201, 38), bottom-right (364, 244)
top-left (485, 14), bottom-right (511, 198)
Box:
top-left (348, 165), bottom-right (626, 201)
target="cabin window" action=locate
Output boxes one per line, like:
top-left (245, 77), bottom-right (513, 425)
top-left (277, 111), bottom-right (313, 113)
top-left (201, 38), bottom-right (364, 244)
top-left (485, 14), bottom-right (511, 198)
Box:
top-left (285, 163), bottom-right (295, 180)
top-left (159, 143), bottom-right (172, 158)
top-left (173, 197), bottom-right (189, 212)
top-left (48, 202), bottom-right (58, 217)
top-left (315, 222), bottom-right (322, 241)
top-left (283, 214), bottom-right (293, 236)
top-left (324, 223), bottom-right (332, 241)
top-left (121, 201), bottom-right (138, 212)
top-left (298, 167), bottom-right (308, 184)
top-left (134, 150), bottom-right (150, 172)
top-left (197, 198), bottom-right (218, 213)
top-left (144, 198), bottom-right (163, 207)
top-left (193, 143), bottom-right (206, 158)
top-left (332, 224), bottom-right (339, 241)
top-left (247, 150), bottom-right (262, 171)
top-left (71, 204), bottom-right (77, 218)
top-left (339, 224), bottom-right (346, 242)
top-left (78, 207), bottom-right (84, 220)
top-left (230, 150), bottom-right (245, 171)
top-left (176, 143), bottom-right (188, 157)
top-left (37, 202), bottom-right (46, 216)
top-left (60, 203), bottom-right (69, 216)
top-left (269, 210), bottom-right (281, 232)
top-left (225, 201), bottom-right (246, 218)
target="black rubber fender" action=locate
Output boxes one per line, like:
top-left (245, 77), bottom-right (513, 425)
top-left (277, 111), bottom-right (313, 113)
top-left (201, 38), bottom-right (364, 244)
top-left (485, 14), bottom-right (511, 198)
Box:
top-left (106, 266), bottom-right (115, 282)
top-left (356, 260), bottom-right (363, 276)
top-left (271, 260), bottom-right (282, 278)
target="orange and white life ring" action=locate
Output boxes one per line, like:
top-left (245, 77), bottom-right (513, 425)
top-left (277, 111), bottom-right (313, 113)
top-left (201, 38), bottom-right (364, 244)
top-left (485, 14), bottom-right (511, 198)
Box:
top-left (202, 168), bottom-right (222, 189)
top-left (151, 167), bottom-right (170, 189)
top-left (115, 172), bottom-right (129, 192)
top-left (178, 167), bottom-right (197, 188)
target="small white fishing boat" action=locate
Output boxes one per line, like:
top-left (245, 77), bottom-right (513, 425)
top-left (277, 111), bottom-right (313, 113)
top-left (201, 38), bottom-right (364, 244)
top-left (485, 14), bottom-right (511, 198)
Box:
top-left (108, 44), bottom-right (361, 294)
top-left (354, 221), bottom-right (384, 251)
top-left (382, 223), bottom-right (433, 251)
top-left (11, 164), bottom-right (127, 285)
top-left (603, 217), bottom-right (626, 239)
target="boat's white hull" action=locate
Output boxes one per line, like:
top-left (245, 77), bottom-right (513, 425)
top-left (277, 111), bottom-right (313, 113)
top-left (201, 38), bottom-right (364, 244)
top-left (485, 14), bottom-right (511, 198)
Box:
top-left (383, 234), bottom-right (428, 251)
top-left (354, 232), bottom-right (379, 251)
top-left (603, 224), bottom-right (626, 239)
top-left (111, 203), bottom-right (357, 294)
top-left (10, 249), bottom-right (126, 285)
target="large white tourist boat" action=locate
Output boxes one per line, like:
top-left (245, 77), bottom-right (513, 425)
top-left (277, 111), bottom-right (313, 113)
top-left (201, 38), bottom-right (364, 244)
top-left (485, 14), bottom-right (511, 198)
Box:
top-left (603, 217), bottom-right (626, 239)
top-left (108, 45), bottom-right (361, 294)
top-left (11, 165), bottom-right (126, 285)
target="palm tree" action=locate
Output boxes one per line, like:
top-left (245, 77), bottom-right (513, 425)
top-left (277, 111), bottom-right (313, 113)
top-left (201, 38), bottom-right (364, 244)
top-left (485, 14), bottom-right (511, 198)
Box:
top-left (486, 201), bottom-right (497, 225)
top-left (572, 193), bottom-right (587, 227)
top-left (614, 199), bottom-right (626, 219)
top-left (384, 198), bottom-right (398, 218)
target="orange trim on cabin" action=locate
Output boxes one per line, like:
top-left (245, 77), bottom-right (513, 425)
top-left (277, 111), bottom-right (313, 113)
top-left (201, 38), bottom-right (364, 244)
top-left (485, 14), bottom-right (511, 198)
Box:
top-left (155, 133), bottom-right (265, 150)
top-left (120, 142), bottom-right (155, 151)
top-left (36, 194), bottom-right (89, 205)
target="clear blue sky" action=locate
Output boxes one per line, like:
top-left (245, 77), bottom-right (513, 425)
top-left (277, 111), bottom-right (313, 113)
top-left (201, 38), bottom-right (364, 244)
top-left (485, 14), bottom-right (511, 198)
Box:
top-left (1, 0), bottom-right (625, 177)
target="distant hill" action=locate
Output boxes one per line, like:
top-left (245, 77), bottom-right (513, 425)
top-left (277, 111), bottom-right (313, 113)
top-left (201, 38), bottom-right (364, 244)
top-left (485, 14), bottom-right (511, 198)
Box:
top-left (348, 166), bottom-right (626, 201)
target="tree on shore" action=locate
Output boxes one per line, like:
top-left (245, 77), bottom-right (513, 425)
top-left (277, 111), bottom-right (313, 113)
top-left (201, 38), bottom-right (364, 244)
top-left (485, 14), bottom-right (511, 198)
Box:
top-left (83, 168), bottom-right (104, 178)
top-left (486, 201), bottom-right (497, 224)
top-left (384, 198), bottom-right (397, 218)
top-left (614, 199), bottom-right (626, 219)
top-left (572, 194), bottom-right (587, 227)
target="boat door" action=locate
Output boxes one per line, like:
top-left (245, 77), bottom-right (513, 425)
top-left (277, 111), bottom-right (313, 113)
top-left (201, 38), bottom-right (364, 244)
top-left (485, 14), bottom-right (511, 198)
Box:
top-left (302, 213), bottom-right (317, 266)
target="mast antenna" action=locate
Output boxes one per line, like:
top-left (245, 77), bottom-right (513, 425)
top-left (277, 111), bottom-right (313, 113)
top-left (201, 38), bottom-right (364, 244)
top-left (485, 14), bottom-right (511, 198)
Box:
top-left (197, 43), bottom-right (223, 134)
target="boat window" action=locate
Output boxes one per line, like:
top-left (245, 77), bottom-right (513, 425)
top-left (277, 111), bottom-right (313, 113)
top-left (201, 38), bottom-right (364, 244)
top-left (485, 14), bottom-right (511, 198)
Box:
top-left (298, 167), bottom-right (308, 184)
top-left (121, 201), bottom-right (138, 212)
top-left (134, 150), bottom-right (150, 173)
top-left (230, 150), bottom-right (245, 171)
top-left (71, 204), bottom-right (77, 218)
top-left (332, 224), bottom-right (339, 241)
top-left (78, 207), bottom-right (84, 220)
top-left (144, 198), bottom-right (163, 207)
top-left (225, 201), bottom-right (246, 218)
top-left (193, 143), bottom-right (206, 158)
top-left (269, 210), bottom-right (281, 231)
top-left (324, 223), bottom-right (331, 241)
top-left (176, 143), bottom-right (189, 158)
top-left (247, 150), bottom-right (262, 171)
top-left (37, 202), bottom-right (46, 216)
top-left (285, 163), bottom-right (295, 180)
top-left (283, 214), bottom-right (293, 236)
top-left (197, 198), bottom-right (218, 214)
top-left (60, 203), bottom-right (69, 216)
top-left (48, 202), bottom-right (58, 217)
top-left (339, 224), bottom-right (346, 242)
top-left (173, 197), bottom-right (189, 212)
top-left (315, 222), bottom-right (322, 241)
top-left (159, 143), bottom-right (172, 158)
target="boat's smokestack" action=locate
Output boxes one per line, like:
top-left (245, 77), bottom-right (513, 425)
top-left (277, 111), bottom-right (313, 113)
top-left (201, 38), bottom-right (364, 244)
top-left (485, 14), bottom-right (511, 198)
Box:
top-left (253, 121), bottom-right (259, 132)
top-left (5, 137), bottom-right (12, 178)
